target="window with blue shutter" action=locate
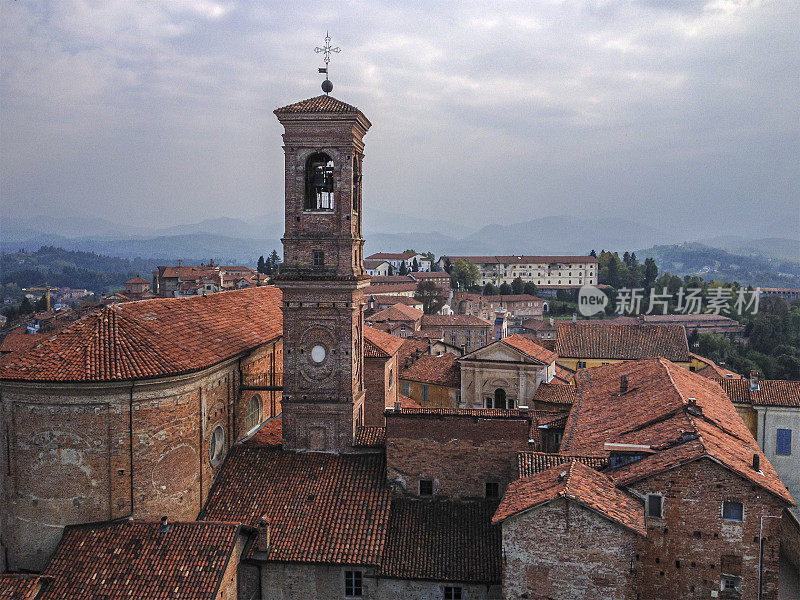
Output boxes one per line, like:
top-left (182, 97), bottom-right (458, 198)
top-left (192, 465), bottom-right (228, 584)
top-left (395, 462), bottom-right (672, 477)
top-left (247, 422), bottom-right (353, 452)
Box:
top-left (777, 429), bottom-right (792, 456)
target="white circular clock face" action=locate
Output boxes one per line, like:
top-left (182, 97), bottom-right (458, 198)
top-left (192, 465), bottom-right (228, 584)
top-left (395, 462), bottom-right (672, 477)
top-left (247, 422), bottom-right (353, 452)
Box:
top-left (311, 345), bottom-right (327, 363)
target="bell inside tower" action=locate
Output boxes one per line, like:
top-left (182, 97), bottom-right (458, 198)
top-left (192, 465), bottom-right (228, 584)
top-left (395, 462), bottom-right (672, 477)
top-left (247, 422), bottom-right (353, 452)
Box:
top-left (305, 152), bottom-right (335, 210)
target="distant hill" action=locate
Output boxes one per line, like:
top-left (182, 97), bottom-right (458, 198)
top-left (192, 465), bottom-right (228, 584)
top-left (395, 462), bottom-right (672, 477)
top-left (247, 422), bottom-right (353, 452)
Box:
top-left (637, 243), bottom-right (800, 288)
top-left (0, 247), bottom-right (160, 294)
top-left (703, 236), bottom-right (800, 262)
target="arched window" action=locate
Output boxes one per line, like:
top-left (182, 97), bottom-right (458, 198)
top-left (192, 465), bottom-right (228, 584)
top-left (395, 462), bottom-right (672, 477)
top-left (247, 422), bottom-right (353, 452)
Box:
top-left (247, 394), bottom-right (263, 432)
top-left (305, 152), bottom-right (334, 210)
top-left (209, 425), bottom-right (225, 466)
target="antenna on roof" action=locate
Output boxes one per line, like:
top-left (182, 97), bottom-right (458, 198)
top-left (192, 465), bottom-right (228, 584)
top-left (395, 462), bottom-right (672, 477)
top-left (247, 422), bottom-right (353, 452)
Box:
top-left (315, 32), bottom-right (340, 94)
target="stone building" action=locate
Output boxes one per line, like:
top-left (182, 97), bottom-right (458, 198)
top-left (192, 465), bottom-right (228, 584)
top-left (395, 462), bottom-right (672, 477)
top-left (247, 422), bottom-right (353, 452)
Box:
top-left (0, 286), bottom-right (283, 571)
top-left (419, 314), bottom-right (493, 353)
top-left (453, 292), bottom-right (545, 321)
top-left (459, 334), bottom-right (557, 409)
top-left (439, 255), bottom-right (598, 290)
top-left (399, 351), bottom-right (460, 408)
top-left (366, 251), bottom-right (431, 272)
top-left (365, 303), bottom-right (423, 337)
top-left (363, 326), bottom-right (403, 427)
top-left (555, 321), bottom-right (691, 370)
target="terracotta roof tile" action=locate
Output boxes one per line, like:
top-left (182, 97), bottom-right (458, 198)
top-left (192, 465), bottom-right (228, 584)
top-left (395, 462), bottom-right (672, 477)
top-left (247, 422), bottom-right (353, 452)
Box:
top-left (41, 520), bottom-right (245, 600)
top-left (366, 252), bottom-right (419, 261)
top-left (367, 304), bottom-right (424, 323)
top-left (354, 426), bottom-right (386, 447)
top-left (493, 461), bottom-right (646, 536)
top-left (560, 359), bottom-right (793, 504)
top-left (0, 287), bottom-right (282, 382)
top-left (367, 294), bottom-right (422, 307)
top-left (274, 95), bottom-right (359, 114)
top-left (364, 283), bottom-right (419, 294)
top-left (0, 333), bottom-right (49, 355)
top-left (201, 435), bottom-right (390, 566)
top-left (124, 276), bottom-right (149, 285)
top-left (553, 363), bottom-right (575, 383)
top-left (717, 378), bottom-right (800, 407)
top-left (517, 451), bottom-right (608, 478)
top-left (393, 407), bottom-right (527, 419)
top-left (556, 322), bottom-right (690, 362)
top-left (398, 394), bottom-right (421, 408)
top-left (364, 326), bottom-right (404, 358)
top-left (380, 499), bottom-right (501, 583)
top-left (0, 574), bottom-right (50, 600)
top-left (400, 353), bottom-right (460, 387)
top-left (532, 382), bottom-right (578, 405)
top-left (501, 334), bottom-right (557, 364)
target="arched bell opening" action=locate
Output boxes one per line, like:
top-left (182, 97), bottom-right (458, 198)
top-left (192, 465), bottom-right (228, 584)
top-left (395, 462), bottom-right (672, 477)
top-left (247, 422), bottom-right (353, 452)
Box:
top-left (305, 152), bottom-right (334, 211)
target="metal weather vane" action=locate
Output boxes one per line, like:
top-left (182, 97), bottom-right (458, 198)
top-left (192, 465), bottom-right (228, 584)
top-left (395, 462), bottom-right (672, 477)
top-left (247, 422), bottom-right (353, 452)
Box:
top-left (315, 32), bottom-right (340, 94)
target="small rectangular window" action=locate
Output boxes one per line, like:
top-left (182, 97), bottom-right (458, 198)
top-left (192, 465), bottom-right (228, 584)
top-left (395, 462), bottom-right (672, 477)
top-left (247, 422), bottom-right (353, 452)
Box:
top-left (721, 574), bottom-right (741, 592)
top-left (723, 501), bottom-right (743, 522)
top-left (577, 361), bottom-right (587, 368)
top-left (419, 479), bottom-right (433, 497)
top-left (402, 381), bottom-right (410, 396)
top-left (421, 384), bottom-right (429, 403)
top-left (777, 429), bottom-right (792, 456)
top-left (344, 570), bottom-right (362, 597)
top-left (313, 250), bottom-right (324, 267)
top-left (444, 587), bottom-right (462, 600)
top-left (646, 494), bottom-right (663, 518)
top-left (485, 481), bottom-right (499, 498)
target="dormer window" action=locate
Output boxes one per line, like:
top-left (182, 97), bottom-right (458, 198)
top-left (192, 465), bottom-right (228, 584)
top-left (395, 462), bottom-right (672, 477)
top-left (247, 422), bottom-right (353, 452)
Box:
top-left (305, 152), bottom-right (334, 210)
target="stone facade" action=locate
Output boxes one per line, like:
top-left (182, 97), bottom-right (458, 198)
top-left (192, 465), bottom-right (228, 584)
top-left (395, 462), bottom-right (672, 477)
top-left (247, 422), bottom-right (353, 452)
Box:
top-left (364, 352), bottom-right (398, 427)
top-left (502, 497), bottom-right (639, 600)
top-left (0, 341), bottom-right (281, 572)
top-left (439, 256), bottom-right (598, 288)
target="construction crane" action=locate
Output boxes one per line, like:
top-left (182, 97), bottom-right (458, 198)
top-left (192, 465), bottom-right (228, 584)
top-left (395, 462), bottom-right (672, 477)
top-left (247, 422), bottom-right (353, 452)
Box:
top-left (23, 285), bottom-right (59, 312)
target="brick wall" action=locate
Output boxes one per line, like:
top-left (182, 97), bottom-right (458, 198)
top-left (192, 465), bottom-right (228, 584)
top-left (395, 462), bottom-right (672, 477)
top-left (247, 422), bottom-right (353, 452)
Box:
top-left (627, 457), bottom-right (787, 600)
top-left (385, 414), bottom-right (530, 498)
top-left (364, 354), bottom-right (397, 427)
top-left (0, 340), bottom-right (282, 572)
top-left (502, 497), bottom-right (639, 600)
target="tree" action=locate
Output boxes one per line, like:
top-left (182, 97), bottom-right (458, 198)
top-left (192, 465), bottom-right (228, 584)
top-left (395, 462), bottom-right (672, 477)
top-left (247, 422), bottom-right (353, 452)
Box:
top-left (387, 264), bottom-right (395, 276)
top-left (411, 258), bottom-right (419, 272)
top-left (523, 282), bottom-right (538, 296)
top-left (399, 261), bottom-right (409, 276)
top-left (268, 249), bottom-right (281, 275)
top-left (511, 277), bottom-right (524, 295)
top-left (687, 328), bottom-right (699, 349)
top-left (257, 256), bottom-right (266, 274)
top-left (442, 257), bottom-right (453, 274)
top-left (499, 282), bottom-right (513, 295)
top-left (450, 259), bottom-right (480, 290)
top-left (415, 280), bottom-right (446, 314)
top-left (643, 257), bottom-right (658, 289)
top-left (483, 283), bottom-right (499, 295)
top-left (19, 297), bottom-right (34, 315)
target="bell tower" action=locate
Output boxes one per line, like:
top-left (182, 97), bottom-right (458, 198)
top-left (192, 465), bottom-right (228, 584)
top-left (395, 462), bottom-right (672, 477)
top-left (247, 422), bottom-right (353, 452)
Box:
top-left (274, 94), bottom-right (371, 452)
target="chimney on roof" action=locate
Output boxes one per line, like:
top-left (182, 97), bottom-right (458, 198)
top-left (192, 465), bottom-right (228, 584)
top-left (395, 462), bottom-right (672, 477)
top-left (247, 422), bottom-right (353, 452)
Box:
top-left (750, 370), bottom-right (760, 391)
top-left (752, 453), bottom-right (760, 472)
top-left (461, 344), bottom-right (467, 355)
top-left (620, 374), bottom-right (629, 394)
top-left (428, 338), bottom-right (433, 355)
top-left (549, 317), bottom-right (554, 326)
top-left (572, 313), bottom-right (577, 323)
top-left (256, 518), bottom-right (271, 552)
top-left (209, 258), bottom-right (214, 267)
top-left (158, 516), bottom-right (170, 533)
top-left (557, 470), bottom-right (568, 482)
top-left (177, 259), bottom-right (182, 267)
top-left (394, 400), bottom-right (402, 411)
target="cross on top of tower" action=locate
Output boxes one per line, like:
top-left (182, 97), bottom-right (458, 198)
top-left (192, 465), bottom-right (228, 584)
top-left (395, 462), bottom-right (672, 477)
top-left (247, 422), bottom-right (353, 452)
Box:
top-left (315, 32), bottom-right (340, 94)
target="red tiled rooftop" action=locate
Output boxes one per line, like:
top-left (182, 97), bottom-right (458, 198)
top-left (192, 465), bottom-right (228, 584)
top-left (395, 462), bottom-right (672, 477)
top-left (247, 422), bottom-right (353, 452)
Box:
top-left (493, 461), bottom-right (646, 536)
top-left (274, 95), bottom-right (359, 114)
top-left (560, 359), bottom-right (793, 504)
top-left (400, 352), bottom-right (460, 387)
top-left (532, 382), bottom-right (578, 405)
top-left (0, 574), bottom-right (50, 600)
top-left (366, 251), bottom-right (419, 261)
top-left (201, 441), bottom-right (390, 566)
top-left (354, 426), bottom-right (386, 447)
top-left (364, 326), bottom-right (404, 358)
top-left (0, 287), bottom-right (283, 382)
top-left (124, 276), bottom-right (149, 285)
top-left (41, 520), bottom-right (246, 600)
top-left (717, 378), bottom-right (800, 407)
top-left (501, 334), bottom-right (557, 364)
top-left (517, 451), bottom-right (608, 478)
top-left (0, 333), bottom-right (48, 355)
top-left (556, 321), bottom-right (690, 362)
top-left (367, 304), bottom-right (423, 323)
top-left (380, 499), bottom-right (501, 584)
top-left (391, 407), bottom-right (528, 419)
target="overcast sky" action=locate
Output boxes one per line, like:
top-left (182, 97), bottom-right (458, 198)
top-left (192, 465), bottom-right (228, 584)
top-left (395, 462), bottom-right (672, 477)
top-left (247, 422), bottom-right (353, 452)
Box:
top-left (2, 0), bottom-right (798, 239)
